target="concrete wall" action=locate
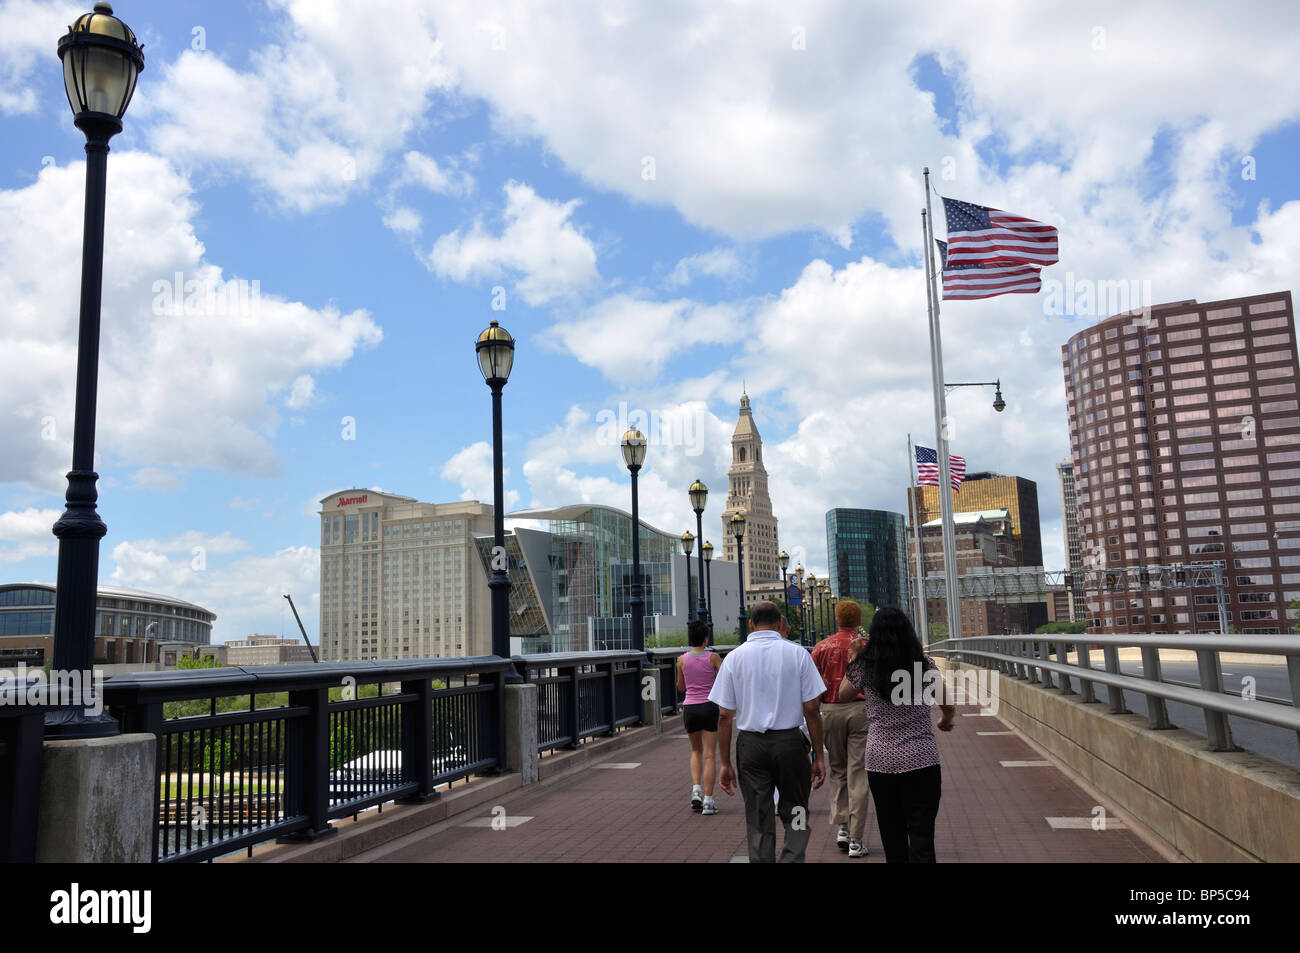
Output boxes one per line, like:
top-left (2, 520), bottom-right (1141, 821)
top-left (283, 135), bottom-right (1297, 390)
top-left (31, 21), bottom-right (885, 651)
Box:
top-left (949, 661), bottom-right (1300, 862)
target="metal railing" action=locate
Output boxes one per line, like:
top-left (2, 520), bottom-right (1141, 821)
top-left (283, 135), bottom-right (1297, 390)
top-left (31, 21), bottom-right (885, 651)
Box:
top-left (106, 656), bottom-right (511, 863)
top-left (0, 701), bottom-right (44, 862)
top-left (515, 651), bottom-right (645, 752)
top-left (929, 634), bottom-right (1300, 754)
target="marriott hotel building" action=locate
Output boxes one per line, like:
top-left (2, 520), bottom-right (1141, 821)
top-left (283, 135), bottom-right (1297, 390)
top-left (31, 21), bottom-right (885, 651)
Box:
top-left (1061, 291), bottom-right (1300, 634)
top-left (319, 491), bottom-right (495, 661)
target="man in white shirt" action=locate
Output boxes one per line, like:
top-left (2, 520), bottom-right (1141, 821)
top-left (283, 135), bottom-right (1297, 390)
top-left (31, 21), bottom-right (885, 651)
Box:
top-left (710, 601), bottom-right (827, 862)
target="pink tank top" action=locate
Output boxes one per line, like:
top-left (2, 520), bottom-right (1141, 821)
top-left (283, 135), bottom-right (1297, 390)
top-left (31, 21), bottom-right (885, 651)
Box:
top-left (682, 650), bottom-right (716, 705)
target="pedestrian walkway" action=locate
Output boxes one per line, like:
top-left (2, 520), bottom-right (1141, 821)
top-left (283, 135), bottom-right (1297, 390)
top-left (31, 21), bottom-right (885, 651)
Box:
top-left (347, 702), bottom-right (1168, 863)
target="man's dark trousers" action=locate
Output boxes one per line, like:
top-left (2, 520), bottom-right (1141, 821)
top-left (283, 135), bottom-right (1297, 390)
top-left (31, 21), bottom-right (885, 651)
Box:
top-left (736, 728), bottom-right (812, 863)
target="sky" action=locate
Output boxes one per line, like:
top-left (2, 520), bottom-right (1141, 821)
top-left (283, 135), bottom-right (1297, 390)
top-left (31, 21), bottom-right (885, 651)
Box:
top-left (2, 0), bottom-right (1299, 643)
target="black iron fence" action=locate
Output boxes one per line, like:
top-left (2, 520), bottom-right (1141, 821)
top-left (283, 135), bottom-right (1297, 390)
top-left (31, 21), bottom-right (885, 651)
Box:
top-left (515, 652), bottom-right (645, 753)
top-left (106, 657), bottom-right (510, 863)
top-left (0, 702), bottom-right (44, 862)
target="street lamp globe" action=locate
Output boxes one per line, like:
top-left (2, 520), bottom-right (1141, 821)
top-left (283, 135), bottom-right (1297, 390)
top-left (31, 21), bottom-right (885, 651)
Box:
top-left (702, 540), bottom-right (713, 562)
top-left (779, 550), bottom-right (789, 572)
top-left (475, 319), bottom-right (515, 383)
top-left (993, 379), bottom-right (1006, 413)
top-left (688, 479), bottom-right (708, 513)
top-left (730, 512), bottom-right (745, 539)
top-left (58, 2), bottom-right (144, 128)
top-left (681, 530), bottom-right (694, 556)
top-left (621, 427), bottom-right (647, 470)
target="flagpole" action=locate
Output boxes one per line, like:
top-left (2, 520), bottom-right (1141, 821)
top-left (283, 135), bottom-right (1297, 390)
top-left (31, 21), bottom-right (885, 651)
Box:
top-left (922, 168), bottom-right (963, 646)
top-left (908, 432), bottom-right (930, 646)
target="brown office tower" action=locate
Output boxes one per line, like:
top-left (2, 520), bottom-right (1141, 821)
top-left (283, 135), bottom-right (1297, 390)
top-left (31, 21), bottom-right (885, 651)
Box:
top-left (1061, 291), bottom-right (1299, 634)
top-left (910, 473), bottom-right (1047, 630)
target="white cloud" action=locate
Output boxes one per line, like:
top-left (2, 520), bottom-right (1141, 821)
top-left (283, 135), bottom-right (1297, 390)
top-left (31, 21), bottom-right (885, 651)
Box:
top-left (129, 468), bottom-right (185, 493)
top-left (428, 181), bottom-right (600, 305)
top-left (285, 375), bottom-right (316, 409)
top-left (440, 442), bottom-right (520, 510)
top-left (545, 294), bottom-right (740, 382)
top-left (382, 206), bottom-right (422, 235)
top-left (398, 150), bottom-right (474, 198)
top-left (0, 507), bottom-right (60, 563)
top-left (108, 536), bottom-right (318, 643)
top-left (139, 0), bottom-right (454, 211)
top-left (665, 247), bottom-right (750, 288)
top-left (0, 152), bottom-right (383, 491)
top-left (0, 0), bottom-right (82, 115)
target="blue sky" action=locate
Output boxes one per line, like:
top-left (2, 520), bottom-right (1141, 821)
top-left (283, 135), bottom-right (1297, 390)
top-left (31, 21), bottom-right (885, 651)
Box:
top-left (2, 0), bottom-right (1299, 641)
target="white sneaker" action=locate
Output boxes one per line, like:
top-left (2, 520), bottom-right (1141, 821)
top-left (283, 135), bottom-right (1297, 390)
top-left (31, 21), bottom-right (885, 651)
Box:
top-left (691, 785), bottom-right (703, 813)
top-left (837, 825), bottom-right (850, 851)
top-left (848, 839), bottom-right (868, 858)
top-left (701, 797), bottom-right (718, 815)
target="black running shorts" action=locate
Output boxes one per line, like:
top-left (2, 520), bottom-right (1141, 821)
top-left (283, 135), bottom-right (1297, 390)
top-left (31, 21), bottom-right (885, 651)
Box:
top-left (683, 701), bottom-right (720, 733)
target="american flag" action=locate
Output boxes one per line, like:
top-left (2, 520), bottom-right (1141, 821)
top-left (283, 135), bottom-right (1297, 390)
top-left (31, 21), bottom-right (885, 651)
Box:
top-left (937, 240), bottom-right (1042, 300)
top-left (916, 444), bottom-right (966, 491)
top-left (941, 197), bottom-right (1059, 267)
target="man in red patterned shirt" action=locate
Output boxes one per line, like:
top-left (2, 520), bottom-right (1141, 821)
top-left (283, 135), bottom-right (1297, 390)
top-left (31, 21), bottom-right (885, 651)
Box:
top-left (811, 599), bottom-right (870, 857)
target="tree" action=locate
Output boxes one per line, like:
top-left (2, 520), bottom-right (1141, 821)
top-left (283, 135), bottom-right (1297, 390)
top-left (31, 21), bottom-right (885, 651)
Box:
top-left (177, 654), bottom-right (222, 670)
top-left (202, 738), bottom-right (230, 773)
top-left (1035, 621), bottom-right (1086, 635)
top-left (330, 725), bottom-right (356, 766)
top-left (1291, 598), bottom-right (1300, 635)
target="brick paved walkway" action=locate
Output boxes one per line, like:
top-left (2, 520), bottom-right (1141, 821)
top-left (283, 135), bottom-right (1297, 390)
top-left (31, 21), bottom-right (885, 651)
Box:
top-left (350, 705), bottom-right (1167, 863)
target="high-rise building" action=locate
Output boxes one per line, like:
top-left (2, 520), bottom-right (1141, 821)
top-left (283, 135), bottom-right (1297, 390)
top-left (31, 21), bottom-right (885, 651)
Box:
top-left (319, 491), bottom-right (494, 661)
top-left (722, 392), bottom-right (782, 598)
top-left (1061, 291), bottom-right (1299, 634)
top-left (1057, 459), bottom-right (1084, 620)
top-left (825, 508), bottom-right (907, 612)
top-left (912, 510), bottom-right (1023, 636)
top-left (909, 471), bottom-right (1047, 629)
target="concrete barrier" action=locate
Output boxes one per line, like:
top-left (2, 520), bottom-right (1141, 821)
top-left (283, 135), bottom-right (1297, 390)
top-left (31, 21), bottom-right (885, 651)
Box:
top-left (947, 661), bottom-right (1300, 862)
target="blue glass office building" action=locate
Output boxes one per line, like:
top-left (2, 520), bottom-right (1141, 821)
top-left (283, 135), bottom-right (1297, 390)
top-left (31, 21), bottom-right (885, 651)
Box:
top-left (825, 509), bottom-right (908, 613)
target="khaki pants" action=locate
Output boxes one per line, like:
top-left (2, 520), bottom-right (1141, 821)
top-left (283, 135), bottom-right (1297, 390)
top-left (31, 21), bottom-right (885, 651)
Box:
top-left (820, 701), bottom-right (869, 840)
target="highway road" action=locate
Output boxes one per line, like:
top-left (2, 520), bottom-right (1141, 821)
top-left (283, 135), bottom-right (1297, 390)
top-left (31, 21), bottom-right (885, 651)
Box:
top-left (1076, 658), bottom-right (1299, 767)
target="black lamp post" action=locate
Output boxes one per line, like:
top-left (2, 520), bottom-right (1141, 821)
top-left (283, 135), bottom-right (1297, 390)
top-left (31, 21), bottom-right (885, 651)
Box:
top-left (701, 540), bottom-right (713, 640)
top-left (477, 319), bottom-right (520, 682)
top-left (731, 513), bottom-right (747, 642)
top-left (779, 549), bottom-right (790, 635)
top-left (800, 577), bottom-right (811, 642)
top-left (945, 379), bottom-right (1007, 413)
top-left (822, 583), bottom-right (833, 636)
top-left (622, 427), bottom-right (647, 651)
top-left (795, 563), bottom-right (805, 645)
top-left (689, 480), bottom-right (709, 627)
top-left (47, 2), bottom-right (144, 739)
top-left (681, 530), bottom-right (695, 622)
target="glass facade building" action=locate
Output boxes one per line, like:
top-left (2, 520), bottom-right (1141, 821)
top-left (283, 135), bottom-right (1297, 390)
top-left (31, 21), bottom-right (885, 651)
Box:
top-left (909, 472), bottom-right (1047, 630)
top-left (497, 505), bottom-right (682, 652)
top-left (825, 509), bottom-right (907, 614)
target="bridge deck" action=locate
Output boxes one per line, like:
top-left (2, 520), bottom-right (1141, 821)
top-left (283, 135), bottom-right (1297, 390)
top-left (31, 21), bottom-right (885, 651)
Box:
top-left (348, 703), bottom-right (1169, 863)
